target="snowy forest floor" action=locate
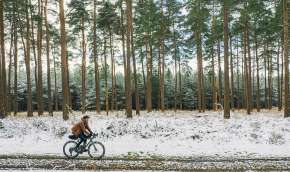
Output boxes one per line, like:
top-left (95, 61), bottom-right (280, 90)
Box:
top-left (1, 110), bottom-right (290, 170)
top-left (1, 110), bottom-right (290, 158)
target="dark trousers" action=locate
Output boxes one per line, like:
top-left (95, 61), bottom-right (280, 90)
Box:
top-left (77, 132), bottom-right (90, 147)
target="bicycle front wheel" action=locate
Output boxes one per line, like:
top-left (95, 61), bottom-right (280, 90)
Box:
top-left (88, 141), bottom-right (105, 159)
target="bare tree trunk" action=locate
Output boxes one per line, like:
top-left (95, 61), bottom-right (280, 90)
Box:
top-left (25, 0), bottom-right (33, 117)
top-left (59, 0), bottom-right (69, 120)
top-left (30, 4), bottom-right (38, 93)
top-left (243, 26), bottom-right (249, 113)
top-left (254, 33), bottom-right (260, 112)
top-left (52, 46), bottom-right (58, 111)
top-left (236, 38), bottom-right (241, 109)
top-left (37, 0), bottom-right (44, 116)
top-left (246, 18), bottom-right (252, 114)
top-left (125, 0), bottom-right (132, 117)
top-left (44, 0), bottom-right (52, 115)
top-left (8, 21), bottom-right (13, 115)
top-left (280, 36), bottom-right (284, 111)
top-left (160, 40), bottom-right (165, 112)
top-left (131, 27), bottom-right (140, 115)
top-left (104, 36), bottom-right (109, 115)
top-left (283, 0), bottom-right (289, 117)
top-left (146, 36), bottom-right (152, 112)
top-left (266, 42), bottom-right (272, 109)
top-left (211, 11), bottom-right (217, 111)
top-left (223, 1), bottom-right (230, 118)
top-left (230, 36), bottom-right (234, 110)
top-left (13, 3), bottom-right (18, 116)
top-left (81, 18), bottom-right (87, 114)
top-left (178, 54), bottom-right (182, 110)
top-left (0, 0), bottom-right (7, 118)
top-left (173, 24), bottom-right (177, 112)
top-left (110, 30), bottom-right (115, 111)
top-left (196, 28), bottom-right (204, 112)
top-left (93, 0), bottom-right (100, 113)
top-left (217, 40), bottom-right (222, 104)
top-left (120, 4), bottom-right (127, 110)
top-left (277, 40), bottom-right (281, 111)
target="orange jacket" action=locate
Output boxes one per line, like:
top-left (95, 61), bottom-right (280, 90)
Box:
top-left (71, 119), bottom-right (92, 136)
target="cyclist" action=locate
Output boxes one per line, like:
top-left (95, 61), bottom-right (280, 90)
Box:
top-left (71, 115), bottom-right (93, 148)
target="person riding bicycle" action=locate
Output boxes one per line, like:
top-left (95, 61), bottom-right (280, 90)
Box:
top-left (71, 115), bottom-right (93, 148)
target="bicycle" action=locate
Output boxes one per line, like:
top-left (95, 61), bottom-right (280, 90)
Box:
top-left (63, 133), bottom-right (105, 159)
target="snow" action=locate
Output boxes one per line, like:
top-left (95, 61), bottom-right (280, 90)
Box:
top-left (0, 110), bottom-right (290, 158)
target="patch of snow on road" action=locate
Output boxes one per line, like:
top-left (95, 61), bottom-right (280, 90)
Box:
top-left (0, 111), bottom-right (290, 158)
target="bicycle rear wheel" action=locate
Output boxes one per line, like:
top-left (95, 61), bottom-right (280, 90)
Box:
top-left (63, 140), bottom-right (79, 159)
top-left (88, 141), bottom-right (105, 159)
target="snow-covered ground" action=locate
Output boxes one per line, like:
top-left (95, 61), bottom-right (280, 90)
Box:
top-left (0, 110), bottom-right (290, 158)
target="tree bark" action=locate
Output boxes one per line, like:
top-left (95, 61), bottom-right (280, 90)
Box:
top-left (246, 18), bottom-right (252, 114)
top-left (44, 0), bottom-right (52, 115)
top-left (13, 2), bottom-right (18, 115)
top-left (254, 33), bottom-right (260, 112)
top-left (52, 46), bottom-right (58, 111)
top-left (37, 0), bottom-right (44, 116)
top-left (93, 0), bottom-right (100, 113)
top-left (81, 17), bottom-right (86, 114)
top-left (223, 0), bottom-right (230, 119)
top-left (283, 0), bottom-right (289, 117)
top-left (125, 0), bottom-right (132, 117)
top-left (230, 36), bottom-right (234, 110)
top-left (59, 0), bottom-right (69, 120)
top-left (25, 0), bottom-right (33, 117)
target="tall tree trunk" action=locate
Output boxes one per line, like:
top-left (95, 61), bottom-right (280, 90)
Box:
top-left (254, 33), bottom-right (260, 112)
top-left (141, 48), bottom-right (146, 107)
top-left (110, 30), bottom-right (115, 111)
top-left (104, 36), bottom-right (109, 115)
top-left (81, 18), bottom-right (86, 114)
top-left (277, 40), bottom-right (281, 111)
top-left (13, 3), bottom-right (18, 116)
top-left (211, 11), bottom-right (217, 111)
top-left (125, 0), bottom-right (132, 117)
top-left (196, 27), bottom-right (204, 112)
top-left (0, 0), bottom-right (7, 118)
top-left (93, 0), bottom-right (100, 113)
top-left (8, 21), bottom-right (13, 115)
top-left (59, 0), bottom-right (69, 120)
top-left (263, 44), bottom-right (267, 109)
top-left (230, 36), bottom-right (234, 110)
top-left (243, 26), bottom-right (249, 112)
top-left (236, 37), bottom-right (241, 109)
top-left (160, 40), bottom-right (165, 112)
top-left (25, 0), bottom-right (33, 117)
top-left (283, 0), bottom-right (289, 117)
top-left (157, 41), bottom-right (161, 110)
top-left (217, 40), bottom-right (222, 104)
top-left (173, 24), bottom-right (177, 112)
top-left (246, 18), bottom-right (252, 114)
top-left (52, 46), bottom-right (58, 111)
top-left (146, 36), bottom-right (152, 112)
top-left (44, 0), bottom-right (52, 115)
top-left (30, 3), bottom-right (38, 93)
top-left (37, 0), bottom-right (44, 116)
top-left (131, 26), bottom-right (140, 115)
top-left (223, 0), bottom-right (230, 119)
top-left (120, 4), bottom-right (127, 110)
top-left (178, 54), bottom-right (182, 110)
top-left (280, 36), bottom-right (284, 111)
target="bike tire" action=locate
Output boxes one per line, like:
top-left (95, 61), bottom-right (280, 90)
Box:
top-left (88, 141), bottom-right (105, 159)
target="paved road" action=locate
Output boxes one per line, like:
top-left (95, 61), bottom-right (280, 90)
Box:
top-left (1, 155), bottom-right (290, 171)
